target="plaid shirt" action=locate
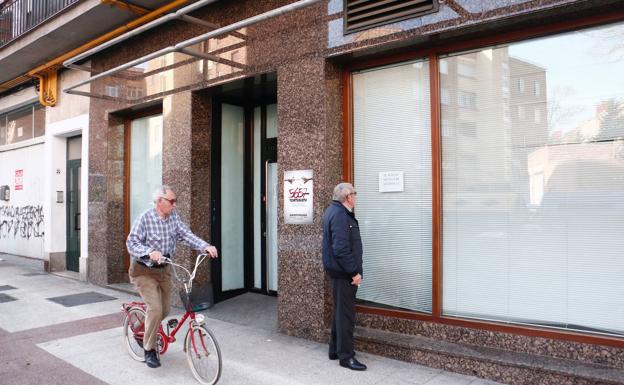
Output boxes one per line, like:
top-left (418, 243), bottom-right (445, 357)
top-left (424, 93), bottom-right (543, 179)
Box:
top-left (126, 208), bottom-right (209, 262)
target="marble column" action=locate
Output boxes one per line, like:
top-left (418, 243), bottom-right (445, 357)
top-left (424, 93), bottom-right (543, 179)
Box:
top-left (162, 91), bottom-right (213, 305)
top-left (277, 58), bottom-right (344, 341)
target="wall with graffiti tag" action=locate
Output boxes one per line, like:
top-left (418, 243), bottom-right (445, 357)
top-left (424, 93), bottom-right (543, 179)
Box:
top-left (0, 143), bottom-right (45, 257)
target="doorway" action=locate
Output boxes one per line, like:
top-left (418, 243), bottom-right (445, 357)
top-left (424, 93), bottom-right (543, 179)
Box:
top-left (66, 136), bottom-right (81, 272)
top-left (210, 75), bottom-right (278, 303)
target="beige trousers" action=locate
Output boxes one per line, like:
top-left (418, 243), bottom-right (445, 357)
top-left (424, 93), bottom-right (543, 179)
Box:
top-left (129, 261), bottom-right (173, 351)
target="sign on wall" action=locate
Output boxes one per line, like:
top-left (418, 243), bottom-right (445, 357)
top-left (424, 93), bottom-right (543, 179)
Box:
top-left (15, 169), bottom-right (23, 191)
top-left (379, 171), bottom-right (404, 192)
top-left (284, 169), bottom-right (313, 224)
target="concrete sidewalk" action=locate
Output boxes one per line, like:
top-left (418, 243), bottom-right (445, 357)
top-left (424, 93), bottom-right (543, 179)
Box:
top-left (0, 253), bottom-right (505, 385)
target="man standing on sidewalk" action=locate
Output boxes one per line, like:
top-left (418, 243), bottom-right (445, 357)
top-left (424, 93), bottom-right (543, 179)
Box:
top-left (322, 182), bottom-right (366, 371)
top-left (126, 185), bottom-right (218, 369)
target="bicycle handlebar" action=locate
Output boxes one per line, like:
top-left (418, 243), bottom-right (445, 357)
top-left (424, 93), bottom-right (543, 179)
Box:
top-left (140, 253), bottom-right (210, 292)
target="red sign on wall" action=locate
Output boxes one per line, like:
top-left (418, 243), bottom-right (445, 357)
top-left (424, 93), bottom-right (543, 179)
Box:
top-left (15, 169), bottom-right (23, 190)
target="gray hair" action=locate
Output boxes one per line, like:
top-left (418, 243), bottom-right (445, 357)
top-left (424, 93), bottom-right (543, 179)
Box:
top-left (332, 182), bottom-right (354, 203)
top-left (152, 185), bottom-right (173, 203)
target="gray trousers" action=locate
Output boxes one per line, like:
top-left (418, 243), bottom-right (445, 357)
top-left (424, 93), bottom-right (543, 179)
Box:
top-left (329, 277), bottom-right (358, 360)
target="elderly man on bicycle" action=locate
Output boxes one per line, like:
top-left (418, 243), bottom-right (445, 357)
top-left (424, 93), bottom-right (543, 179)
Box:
top-left (126, 185), bottom-right (218, 369)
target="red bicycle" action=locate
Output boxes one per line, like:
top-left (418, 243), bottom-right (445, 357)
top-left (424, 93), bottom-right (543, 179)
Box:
top-left (121, 253), bottom-right (222, 385)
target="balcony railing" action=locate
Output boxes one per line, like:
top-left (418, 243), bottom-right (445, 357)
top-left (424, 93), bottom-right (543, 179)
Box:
top-left (0, 0), bottom-right (79, 48)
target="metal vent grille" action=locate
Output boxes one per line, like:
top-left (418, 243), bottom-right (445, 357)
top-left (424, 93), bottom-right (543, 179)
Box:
top-left (344, 0), bottom-right (439, 33)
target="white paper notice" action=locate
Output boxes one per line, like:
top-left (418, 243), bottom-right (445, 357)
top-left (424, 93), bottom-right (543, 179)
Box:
top-left (379, 171), bottom-right (404, 192)
top-left (284, 170), bottom-right (313, 224)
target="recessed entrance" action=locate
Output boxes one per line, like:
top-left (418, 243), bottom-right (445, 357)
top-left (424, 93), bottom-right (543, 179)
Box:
top-left (208, 74), bottom-right (278, 303)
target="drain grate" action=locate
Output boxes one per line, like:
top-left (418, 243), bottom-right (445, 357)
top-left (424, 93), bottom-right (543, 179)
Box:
top-left (47, 291), bottom-right (117, 307)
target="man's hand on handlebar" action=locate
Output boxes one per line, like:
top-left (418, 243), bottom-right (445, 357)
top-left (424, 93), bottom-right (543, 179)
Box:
top-left (148, 250), bottom-right (163, 262)
top-left (204, 245), bottom-right (219, 258)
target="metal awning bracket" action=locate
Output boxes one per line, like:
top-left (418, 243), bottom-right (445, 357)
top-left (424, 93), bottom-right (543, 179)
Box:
top-left (63, 0), bottom-right (322, 100)
top-left (178, 47), bottom-right (247, 69)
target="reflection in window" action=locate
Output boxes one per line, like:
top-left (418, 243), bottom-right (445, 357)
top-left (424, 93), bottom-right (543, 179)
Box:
top-left (459, 121), bottom-right (477, 137)
top-left (439, 59), bottom-right (448, 74)
top-left (534, 107), bottom-right (542, 124)
top-left (441, 21), bottom-right (624, 336)
top-left (529, 172), bottom-right (544, 205)
top-left (534, 80), bottom-right (541, 96)
top-left (458, 61), bottom-right (476, 77)
top-left (517, 105), bottom-right (525, 121)
top-left (104, 85), bottom-right (118, 97)
top-left (441, 119), bottom-right (451, 137)
top-left (458, 90), bottom-right (477, 109)
top-left (441, 87), bottom-right (450, 105)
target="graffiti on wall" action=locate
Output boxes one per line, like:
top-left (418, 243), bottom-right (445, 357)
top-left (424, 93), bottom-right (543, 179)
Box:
top-left (0, 205), bottom-right (44, 239)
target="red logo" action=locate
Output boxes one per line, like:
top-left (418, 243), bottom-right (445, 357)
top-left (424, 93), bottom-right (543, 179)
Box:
top-left (288, 187), bottom-right (309, 199)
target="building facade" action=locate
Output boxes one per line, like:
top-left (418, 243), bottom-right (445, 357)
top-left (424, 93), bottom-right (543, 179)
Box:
top-left (2, 0), bottom-right (624, 383)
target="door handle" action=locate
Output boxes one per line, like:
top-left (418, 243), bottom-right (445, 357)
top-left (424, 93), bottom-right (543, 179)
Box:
top-left (75, 213), bottom-right (80, 231)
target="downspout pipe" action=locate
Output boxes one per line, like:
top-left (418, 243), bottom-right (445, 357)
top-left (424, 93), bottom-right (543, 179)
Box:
top-left (64, 0), bottom-right (221, 69)
top-left (64, 0), bottom-right (322, 95)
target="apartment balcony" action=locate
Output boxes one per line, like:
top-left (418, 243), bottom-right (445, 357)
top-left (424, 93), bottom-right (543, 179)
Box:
top-left (0, 0), bottom-right (79, 48)
top-left (0, 0), bottom-right (189, 86)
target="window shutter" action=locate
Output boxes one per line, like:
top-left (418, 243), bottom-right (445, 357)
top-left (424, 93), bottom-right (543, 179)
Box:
top-left (344, 0), bottom-right (439, 33)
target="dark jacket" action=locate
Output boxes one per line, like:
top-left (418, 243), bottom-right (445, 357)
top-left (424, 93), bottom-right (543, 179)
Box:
top-left (322, 200), bottom-right (363, 279)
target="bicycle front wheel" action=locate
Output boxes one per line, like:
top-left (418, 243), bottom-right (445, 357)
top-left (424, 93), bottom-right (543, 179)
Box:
top-left (123, 307), bottom-right (146, 361)
top-left (185, 325), bottom-right (222, 385)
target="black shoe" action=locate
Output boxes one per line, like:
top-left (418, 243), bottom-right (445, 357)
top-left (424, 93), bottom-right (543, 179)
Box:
top-left (144, 349), bottom-right (161, 368)
top-left (339, 357), bottom-right (367, 371)
top-left (329, 352), bottom-right (338, 360)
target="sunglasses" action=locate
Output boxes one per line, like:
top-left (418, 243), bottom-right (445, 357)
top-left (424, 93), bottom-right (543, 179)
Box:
top-left (161, 197), bottom-right (177, 205)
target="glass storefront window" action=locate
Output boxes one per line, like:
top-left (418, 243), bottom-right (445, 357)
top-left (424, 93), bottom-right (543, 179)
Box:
top-left (7, 105), bottom-right (34, 144)
top-left (129, 115), bottom-right (163, 226)
top-left (353, 59), bottom-right (432, 313)
top-left (0, 103), bottom-right (45, 146)
top-left (441, 22), bottom-right (624, 335)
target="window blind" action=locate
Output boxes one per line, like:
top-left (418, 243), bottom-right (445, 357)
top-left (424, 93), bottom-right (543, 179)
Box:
top-left (353, 60), bottom-right (432, 312)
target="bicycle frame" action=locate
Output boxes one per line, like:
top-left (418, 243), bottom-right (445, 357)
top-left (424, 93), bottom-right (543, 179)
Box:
top-left (122, 253), bottom-right (210, 355)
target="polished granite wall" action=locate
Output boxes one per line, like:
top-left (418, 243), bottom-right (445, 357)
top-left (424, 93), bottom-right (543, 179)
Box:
top-left (86, 83), bottom-right (129, 286)
top-left (85, 0), bottom-right (624, 379)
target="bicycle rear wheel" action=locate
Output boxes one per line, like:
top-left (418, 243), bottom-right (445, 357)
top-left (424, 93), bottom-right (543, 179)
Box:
top-left (123, 307), bottom-right (146, 361)
top-left (185, 325), bottom-right (222, 385)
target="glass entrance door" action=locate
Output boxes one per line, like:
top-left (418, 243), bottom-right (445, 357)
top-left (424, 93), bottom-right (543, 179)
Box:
top-left (253, 104), bottom-right (278, 294)
top-left (220, 104), bottom-right (245, 292)
top-left (66, 135), bottom-right (82, 272)
top-left (213, 101), bottom-right (278, 302)
top-left (66, 159), bottom-right (81, 272)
